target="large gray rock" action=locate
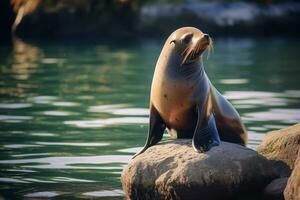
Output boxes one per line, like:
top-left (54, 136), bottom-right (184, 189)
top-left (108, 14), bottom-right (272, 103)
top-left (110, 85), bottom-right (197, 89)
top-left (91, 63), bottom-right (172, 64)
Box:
top-left (284, 151), bottom-right (300, 200)
top-left (257, 123), bottom-right (300, 170)
top-left (122, 140), bottom-right (277, 200)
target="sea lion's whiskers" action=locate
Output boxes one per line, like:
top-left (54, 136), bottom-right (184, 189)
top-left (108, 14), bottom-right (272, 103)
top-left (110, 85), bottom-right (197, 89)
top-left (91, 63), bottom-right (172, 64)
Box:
top-left (181, 46), bottom-right (190, 56)
top-left (181, 47), bottom-right (189, 65)
top-left (191, 48), bottom-right (196, 58)
top-left (189, 48), bottom-right (195, 59)
top-left (207, 37), bottom-right (214, 59)
top-left (182, 47), bottom-right (193, 65)
top-left (196, 41), bottom-right (201, 53)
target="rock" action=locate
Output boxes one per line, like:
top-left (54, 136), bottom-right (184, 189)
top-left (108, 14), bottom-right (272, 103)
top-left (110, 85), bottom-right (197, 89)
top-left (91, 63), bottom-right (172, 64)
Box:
top-left (257, 123), bottom-right (300, 170)
top-left (122, 140), bottom-right (277, 200)
top-left (284, 151), bottom-right (300, 200)
top-left (263, 177), bottom-right (288, 200)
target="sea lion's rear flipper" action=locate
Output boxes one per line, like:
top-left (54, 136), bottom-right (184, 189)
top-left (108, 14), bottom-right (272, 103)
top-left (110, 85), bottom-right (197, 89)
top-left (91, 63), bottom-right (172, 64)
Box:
top-left (132, 105), bottom-right (165, 159)
top-left (192, 114), bottom-right (221, 153)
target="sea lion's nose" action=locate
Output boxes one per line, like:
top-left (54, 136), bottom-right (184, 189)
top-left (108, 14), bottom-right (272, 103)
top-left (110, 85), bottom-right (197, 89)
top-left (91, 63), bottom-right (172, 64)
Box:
top-left (203, 34), bottom-right (210, 40)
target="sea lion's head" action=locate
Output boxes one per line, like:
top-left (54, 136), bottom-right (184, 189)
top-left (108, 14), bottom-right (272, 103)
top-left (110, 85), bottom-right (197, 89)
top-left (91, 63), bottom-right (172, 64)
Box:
top-left (165, 27), bottom-right (213, 65)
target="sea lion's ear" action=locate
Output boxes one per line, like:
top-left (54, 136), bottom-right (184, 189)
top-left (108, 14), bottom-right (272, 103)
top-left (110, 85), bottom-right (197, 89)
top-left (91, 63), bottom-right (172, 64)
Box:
top-left (170, 40), bottom-right (176, 44)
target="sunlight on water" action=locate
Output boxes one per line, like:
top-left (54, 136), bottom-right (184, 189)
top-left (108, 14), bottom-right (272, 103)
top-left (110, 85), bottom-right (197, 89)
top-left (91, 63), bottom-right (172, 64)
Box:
top-left (89, 104), bottom-right (149, 115)
top-left (52, 101), bottom-right (80, 107)
top-left (23, 178), bottom-right (56, 183)
top-left (0, 178), bottom-right (30, 184)
top-left (28, 96), bottom-right (57, 104)
top-left (0, 115), bottom-right (33, 122)
top-left (244, 109), bottom-right (300, 124)
top-left (41, 58), bottom-right (65, 64)
top-left (30, 132), bottom-right (57, 137)
top-left (6, 169), bottom-right (36, 173)
top-left (224, 91), bottom-right (281, 99)
top-left (0, 103), bottom-right (32, 109)
top-left (64, 117), bottom-right (148, 128)
top-left (118, 147), bottom-right (143, 153)
top-left (51, 177), bottom-right (96, 182)
top-left (34, 142), bottom-right (110, 146)
top-left (83, 189), bottom-right (124, 197)
top-left (12, 153), bottom-right (53, 158)
top-left (24, 191), bottom-right (60, 198)
top-left (225, 91), bottom-right (291, 107)
top-left (0, 37), bottom-right (299, 199)
top-left (4, 144), bottom-right (42, 149)
top-left (43, 111), bottom-right (78, 116)
top-left (284, 90), bottom-right (300, 98)
top-left (219, 79), bottom-right (249, 84)
top-left (0, 155), bottom-right (131, 169)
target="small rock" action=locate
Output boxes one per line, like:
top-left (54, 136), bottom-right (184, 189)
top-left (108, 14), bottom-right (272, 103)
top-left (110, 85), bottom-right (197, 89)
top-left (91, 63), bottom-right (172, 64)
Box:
top-left (122, 140), bottom-right (277, 200)
top-left (284, 151), bottom-right (300, 200)
top-left (263, 177), bottom-right (288, 200)
top-left (257, 123), bottom-right (300, 169)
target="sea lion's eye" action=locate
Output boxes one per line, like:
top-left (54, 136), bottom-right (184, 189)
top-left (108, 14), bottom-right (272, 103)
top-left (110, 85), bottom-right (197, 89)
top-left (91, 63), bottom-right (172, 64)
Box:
top-left (182, 33), bottom-right (193, 44)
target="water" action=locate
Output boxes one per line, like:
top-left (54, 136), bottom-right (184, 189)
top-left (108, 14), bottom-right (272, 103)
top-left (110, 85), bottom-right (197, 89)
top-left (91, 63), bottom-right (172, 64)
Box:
top-left (0, 37), bottom-right (299, 199)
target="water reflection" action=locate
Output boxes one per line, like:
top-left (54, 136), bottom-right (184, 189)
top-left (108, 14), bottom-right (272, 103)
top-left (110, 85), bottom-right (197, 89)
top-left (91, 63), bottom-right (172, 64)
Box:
top-left (4, 144), bottom-right (41, 149)
top-left (41, 58), bottom-right (65, 64)
top-left (284, 90), bottom-right (300, 98)
top-left (10, 37), bottom-right (42, 80)
top-left (13, 153), bottom-right (52, 158)
top-left (28, 96), bottom-right (57, 104)
top-left (0, 178), bottom-right (29, 184)
top-left (0, 115), bottom-right (33, 123)
top-left (43, 111), bottom-right (77, 116)
top-left (118, 147), bottom-right (142, 154)
top-left (219, 79), bottom-right (249, 84)
top-left (0, 38), bottom-right (42, 99)
top-left (244, 109), bottom-right (300, 124)
top-left (52, 177), bottom-right (95, 183)
top-left (0, 155), bottom-right (131, 169)
top-left (24, 191), bottom-right (60, 198)
top-left (224, 91), bottom-right (289, 107)
top-left (65, 117), bottom-right (148, 128)
top-left (83, 189), bottom-right (124, 197)
top-left (30, 133), bottom-right (57, 137)
top-left (23, 178), bottom-right (55, 183)
top-left (35, 142), bottom-right (109, 147)
top-left (88, 104), bottom-right (149, 116)
top-left (0, 103), bottom-right (32, 109)
top-left (263, 124), bottom-right (289, 129)
top-left (6, 169), bottom-right (36, 173)
top-left (52, 101), bottom-right (80, 107)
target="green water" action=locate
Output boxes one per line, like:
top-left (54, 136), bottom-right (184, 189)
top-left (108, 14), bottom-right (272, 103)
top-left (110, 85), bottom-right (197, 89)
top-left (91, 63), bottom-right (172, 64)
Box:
top-left (0, 37), bottom-right (299, 199)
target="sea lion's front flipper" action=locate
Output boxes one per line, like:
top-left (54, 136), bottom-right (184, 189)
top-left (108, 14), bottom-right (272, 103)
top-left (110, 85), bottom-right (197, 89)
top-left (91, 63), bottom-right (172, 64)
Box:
top-left (132, 105), bottom-right (165, 159)
top-left (192, 113), bottom-right (221, 153)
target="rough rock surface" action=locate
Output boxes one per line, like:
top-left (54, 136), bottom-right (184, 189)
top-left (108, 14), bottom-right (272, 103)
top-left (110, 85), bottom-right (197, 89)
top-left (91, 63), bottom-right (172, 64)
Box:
top-left (122, 140), bottom-right (277, 200)
top-left (257, 123), bottom-right (300, 169)
top-left (284, 151), bottom-right (300, 200)
top-left (263, 177), bottom-right (288, 200)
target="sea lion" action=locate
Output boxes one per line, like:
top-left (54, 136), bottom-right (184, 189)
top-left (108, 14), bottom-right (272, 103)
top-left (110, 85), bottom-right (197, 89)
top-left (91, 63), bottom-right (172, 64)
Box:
top-left (134, 27), bottom-right (247, 158)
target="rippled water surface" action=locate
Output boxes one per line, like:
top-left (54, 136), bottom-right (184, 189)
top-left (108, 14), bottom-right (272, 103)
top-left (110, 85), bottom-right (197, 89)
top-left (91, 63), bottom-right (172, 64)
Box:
top-left (0, 37), bottom-right (300, 199)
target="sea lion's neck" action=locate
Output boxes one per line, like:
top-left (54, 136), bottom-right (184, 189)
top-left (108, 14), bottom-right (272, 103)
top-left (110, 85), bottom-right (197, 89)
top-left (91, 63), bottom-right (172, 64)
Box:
top-left (165, 55), bottom-right (204, 82)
